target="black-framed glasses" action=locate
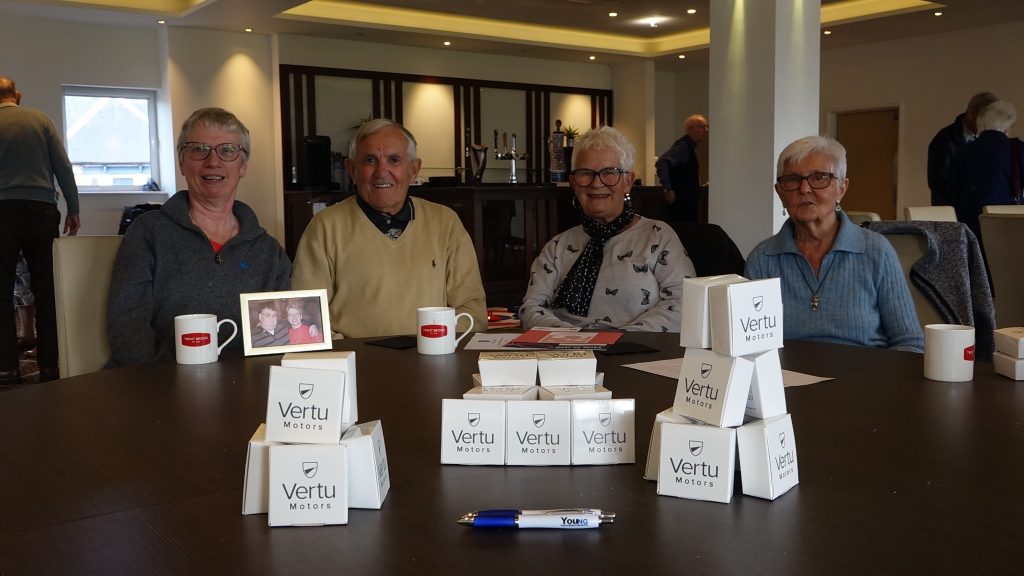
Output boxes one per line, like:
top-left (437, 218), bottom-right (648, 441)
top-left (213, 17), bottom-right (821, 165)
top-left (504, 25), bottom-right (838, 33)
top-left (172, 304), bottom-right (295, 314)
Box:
top-left (776, 171), bottom-right (836, 191)
top-left (180, 142), bottom-right (248, 162)
top-left (570, 167), bottom-right (626, 187)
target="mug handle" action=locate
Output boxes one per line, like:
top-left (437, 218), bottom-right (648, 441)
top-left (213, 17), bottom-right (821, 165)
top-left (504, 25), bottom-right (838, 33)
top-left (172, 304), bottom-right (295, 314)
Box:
top-left (217, 319), bottom-right (239, 355)
top-left (453, 312), bottom-right (475, 347)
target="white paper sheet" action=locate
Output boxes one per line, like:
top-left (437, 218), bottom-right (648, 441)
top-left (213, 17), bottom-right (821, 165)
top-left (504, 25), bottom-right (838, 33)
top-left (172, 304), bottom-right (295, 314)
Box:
top-left (622, 357), bottom-right (831, 387)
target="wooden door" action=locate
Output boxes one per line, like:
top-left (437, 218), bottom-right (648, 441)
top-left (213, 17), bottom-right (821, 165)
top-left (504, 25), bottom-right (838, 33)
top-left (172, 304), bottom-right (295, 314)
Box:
top-left (835, 108), bottom-right (899, 220)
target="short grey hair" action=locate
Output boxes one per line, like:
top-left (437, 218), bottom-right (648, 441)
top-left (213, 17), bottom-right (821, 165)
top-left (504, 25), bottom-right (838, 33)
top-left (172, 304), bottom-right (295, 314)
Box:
top-left (571, 126), bottom-right (635, 171)
top-left (348, 118), bottom-right (418, 161)
top-left (177, 107), bottom-right (250, 158)
top-left (976, 100), bottom-right (1017, 133)
top-left (776, 135), bottom-right (847, 181)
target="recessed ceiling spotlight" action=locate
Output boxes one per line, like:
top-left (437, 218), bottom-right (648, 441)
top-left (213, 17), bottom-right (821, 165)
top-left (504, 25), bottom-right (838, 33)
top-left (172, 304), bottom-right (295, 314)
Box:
top-left (934, 11), bottom-right (943, 16)
top-left (244, 28), bottom-right (253, 32)
top-left (687, 9), bottom-right (696, 14)
top-left (444, 41), bottom-right (451, 46)
top-left (823, 30), bottom-right (832, 35)
top-left (638, 16), bottom-right (667, 28)
top-left (609, 12), bottom-right (618, 18)
top-left (157, 20), bottom-right (165, 24)
top-left (678, 54), bottom-right (686, 59)
top-left (589, 55), bottom-right (596, 61)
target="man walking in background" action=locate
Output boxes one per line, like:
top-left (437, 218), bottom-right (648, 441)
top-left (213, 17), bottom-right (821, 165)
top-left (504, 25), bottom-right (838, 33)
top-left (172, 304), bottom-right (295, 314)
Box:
top-left (656, 114), bottom-right (708, 222)
top-left (928, 92), bottom-right (997, 206)
top-left (0, 76), bottom-right (81, 384)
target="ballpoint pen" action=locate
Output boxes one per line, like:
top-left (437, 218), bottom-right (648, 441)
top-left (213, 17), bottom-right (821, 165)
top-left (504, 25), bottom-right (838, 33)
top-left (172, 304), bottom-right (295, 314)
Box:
top-left (457, 508), bottom-right (615, 529)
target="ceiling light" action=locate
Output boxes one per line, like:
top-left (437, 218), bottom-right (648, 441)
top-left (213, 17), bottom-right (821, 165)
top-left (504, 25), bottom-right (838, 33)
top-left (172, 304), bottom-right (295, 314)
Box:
top-left (589, 55), bottom-right (596, 61)
top-left (687, 9), bottom-right (696, 15)
top-left (443, 41), bottom-right (451, 46)
top-left (608, 12), bottom-right (617, 18)
top-left (244, 28), bottom-right (253, 32)
top-left (637, 15), bottom-right (667, 28)
top-left (823, 30), bottom-right (832, 35)
top-left (934, 11), bottom-right (942, 16)
top-left (157, 20), bottom-right (165, 24)
top-left (678, 54), bottom-right (686, 59)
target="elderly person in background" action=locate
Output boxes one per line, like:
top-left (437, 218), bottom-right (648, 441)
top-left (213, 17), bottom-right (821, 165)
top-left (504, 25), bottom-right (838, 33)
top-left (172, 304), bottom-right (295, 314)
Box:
top-left (950, 100), bottom-right (1024, 242)
top-left (108, 107), bottom-right (291, 365)
top-left (520, 126), bottom-right (695, 332)
top-left (746, 135), bottom-right (923, 352)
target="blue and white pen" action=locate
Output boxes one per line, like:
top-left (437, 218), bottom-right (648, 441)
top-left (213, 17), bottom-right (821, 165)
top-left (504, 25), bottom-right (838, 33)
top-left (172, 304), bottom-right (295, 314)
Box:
top-left (457, 508), bottom-right (615, 529)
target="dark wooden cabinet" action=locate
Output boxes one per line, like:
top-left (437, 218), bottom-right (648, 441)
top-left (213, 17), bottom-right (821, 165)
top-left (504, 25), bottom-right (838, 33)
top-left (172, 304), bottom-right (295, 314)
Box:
top-left (284, 185), bottom-right (669, 306)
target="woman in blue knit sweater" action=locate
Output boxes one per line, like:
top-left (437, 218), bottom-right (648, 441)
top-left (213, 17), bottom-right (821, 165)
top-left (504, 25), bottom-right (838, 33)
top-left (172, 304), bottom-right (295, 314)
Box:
top-left (746, 136), bottom-right (923, 352)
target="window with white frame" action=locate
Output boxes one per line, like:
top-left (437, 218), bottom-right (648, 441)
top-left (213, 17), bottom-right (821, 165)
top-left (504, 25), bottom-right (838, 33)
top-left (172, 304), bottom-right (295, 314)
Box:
top-left (62, 86), bottom-right (160, 192)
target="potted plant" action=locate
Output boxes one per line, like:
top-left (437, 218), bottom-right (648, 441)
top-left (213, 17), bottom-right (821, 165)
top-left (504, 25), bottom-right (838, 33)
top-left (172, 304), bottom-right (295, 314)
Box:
top-left (562, 124), bottom-right (579, 146)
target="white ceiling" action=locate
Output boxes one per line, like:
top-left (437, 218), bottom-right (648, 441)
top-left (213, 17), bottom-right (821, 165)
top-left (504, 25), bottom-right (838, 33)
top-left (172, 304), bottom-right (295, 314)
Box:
top-left (2, 0), bottom-right (1024, 70)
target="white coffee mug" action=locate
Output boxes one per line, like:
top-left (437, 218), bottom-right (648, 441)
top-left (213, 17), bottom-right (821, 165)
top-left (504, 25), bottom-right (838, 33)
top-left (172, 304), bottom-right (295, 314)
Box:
top-left (174, 313), bottom-right (239, 365)
top-left (417, 306), bottom-right (475, 355)
top-left (923, 324), bottom-right (975, 382)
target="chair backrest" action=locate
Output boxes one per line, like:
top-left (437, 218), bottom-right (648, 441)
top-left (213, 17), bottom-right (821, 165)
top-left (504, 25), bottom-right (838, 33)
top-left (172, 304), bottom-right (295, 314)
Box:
top-left (845, 211), bottom-right (881, 225)
top-left (981, 204), bottom-right (1024, 215)
top-left (979, 213), bottom-right (1024, 327)
top-left (904, 205), bottom-right (957, 222)
top-left (668, 221), bottom-right (746, 277)
top-left (878, 233), bottom-right (944, 327)
top-left (53, 236), bottom-right (123, 378)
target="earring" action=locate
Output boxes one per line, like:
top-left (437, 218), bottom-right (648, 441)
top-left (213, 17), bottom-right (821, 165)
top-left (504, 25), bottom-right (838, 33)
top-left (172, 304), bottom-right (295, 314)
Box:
top-left (571, 195), bottom-right (581, 210)
top-left (835, 201), bottom-right (842, 212)
top-left (782, 207), bottom-right (787, 216)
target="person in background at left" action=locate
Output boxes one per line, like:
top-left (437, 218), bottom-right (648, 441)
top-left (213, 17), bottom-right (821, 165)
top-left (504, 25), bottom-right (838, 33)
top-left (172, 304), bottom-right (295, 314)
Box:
top-left (655, 114), bottom-right (708, 222)
top-left (746, 135), bottom-right (923, 352)
top-left (0, 76), bottom-right (80, 384)
top-left (107, 107), bottom-right (291, 366)
top-left (520, 126), bottom-right (695, 332)
top-left (292, 118), bottom-right (486, 338)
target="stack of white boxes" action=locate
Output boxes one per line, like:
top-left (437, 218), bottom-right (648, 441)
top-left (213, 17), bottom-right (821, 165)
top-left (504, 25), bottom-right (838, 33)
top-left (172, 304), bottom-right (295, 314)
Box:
top-left (993, 327), bottom-right (1024, 380)
top-left (647, 274), bottom-right (800, 504)
top-left (241, 351), bottom-right (390, 527)
top-left (441, 349), bottom-right (635, 466)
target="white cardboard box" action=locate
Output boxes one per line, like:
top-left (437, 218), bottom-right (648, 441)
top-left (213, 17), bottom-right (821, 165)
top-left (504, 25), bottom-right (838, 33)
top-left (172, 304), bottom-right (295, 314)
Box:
top-left (505, 400), bottom-right (572, 466)
top-left (994, 327), bottom-right (1024, 358)
top-left (339, 420), bottom-right (390, 509)
top-left (268, 444), bottom-right (348, 527)
top-left (680, 274), bottom-right (748, 349)
top-left (538, 385), bottom-right (612, 400)
top-left (265, 365), bottom-right (346, 444)
top-left (709, 277), bottom-right (784, 357)
top-left (994, 351), bottom-right (1024, 380)
top-left (737, 414), bottom-right (799, 500)
top-left (673, 348), bottom-right (753, 427)
top-left (657, 422), bottom-right (736, 504)
top-left (643, 408), bottom-right (698, 481)
top-left (282, 351), bottom-right (358, 429)
top-left (570, 399), bottom-right (635, 465)
top-left (744, 348), bottom-right (787, 420)
top-left (537, 350), bottom-right (597, 387)
top-left (440, 399), bottom-right (506, 465)
top-left (242, 423), bottom-right (282, 515)
top-left (463, 383), bottom-right (539, 400)
top-left (478, 352), bottom-right (538, 387)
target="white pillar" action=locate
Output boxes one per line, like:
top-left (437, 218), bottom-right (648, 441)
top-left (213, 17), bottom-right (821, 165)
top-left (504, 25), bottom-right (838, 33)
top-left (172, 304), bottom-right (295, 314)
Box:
top-left (709, 0), bottom-right (820, 256)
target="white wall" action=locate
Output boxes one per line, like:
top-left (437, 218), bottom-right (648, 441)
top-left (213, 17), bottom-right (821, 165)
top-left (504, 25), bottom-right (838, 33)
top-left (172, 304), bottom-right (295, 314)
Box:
top-left (0, 14), bottom-right (166, 236)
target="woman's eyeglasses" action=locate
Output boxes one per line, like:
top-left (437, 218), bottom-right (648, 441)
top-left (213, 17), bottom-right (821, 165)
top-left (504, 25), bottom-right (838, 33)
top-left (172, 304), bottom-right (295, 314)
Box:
top-left (776, 171), bottom-right (836, 191)
top-left (180, 142), bottom-right (248, 162)
top-left (570, 167), bottom-right (626, 187)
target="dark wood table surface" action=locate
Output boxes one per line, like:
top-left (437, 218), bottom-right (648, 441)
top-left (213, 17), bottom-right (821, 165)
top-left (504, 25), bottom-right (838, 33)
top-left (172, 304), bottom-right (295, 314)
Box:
top-left (1, 334), bottom-right (1021, 575)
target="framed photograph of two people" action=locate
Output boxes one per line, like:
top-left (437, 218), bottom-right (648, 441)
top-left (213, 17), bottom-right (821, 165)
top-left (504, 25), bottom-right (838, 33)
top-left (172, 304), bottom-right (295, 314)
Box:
top-left (239, 289), bottom-right (332, 356)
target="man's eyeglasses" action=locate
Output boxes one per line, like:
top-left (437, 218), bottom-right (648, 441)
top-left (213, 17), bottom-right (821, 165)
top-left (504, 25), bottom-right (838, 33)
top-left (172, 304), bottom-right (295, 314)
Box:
top-left (776, 171), bottom-right (836, 192)
top-left (570, 167), bottom-right (626, 188)
top-left (181, 142), bottom-right (248, 162)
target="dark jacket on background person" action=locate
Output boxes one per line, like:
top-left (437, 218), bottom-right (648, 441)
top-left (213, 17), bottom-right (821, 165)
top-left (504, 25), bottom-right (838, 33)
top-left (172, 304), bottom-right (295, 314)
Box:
top-left (107, 190), bottom-right (291, 366)
top-left (950, 130), bottom-right (1024, 242)
top-left (655, 135), bottom-right (701, 222)
top-left (927, 113), bottom-right (970, 206)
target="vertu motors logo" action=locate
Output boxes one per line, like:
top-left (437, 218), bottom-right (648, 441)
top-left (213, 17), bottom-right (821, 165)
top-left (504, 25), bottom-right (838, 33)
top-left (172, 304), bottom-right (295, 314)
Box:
top-left (753, 296), bottom-right (764, 312)
top-left (778, 432), bottom-right (786, 449)
top-left (700, 362), bottom-right (713, 379)
top-left (599, 413), bottom-right (612, 427)
top-left (533, 414), bottom-right (546, 428)
top-left (467, 413), bottom-right (481, 427)
top-left (299, 383), bottom-right (315, 399)
top-left (302, 461), bottom-right (319, 479)
top-left (689, 440), bottom-right (704, 457)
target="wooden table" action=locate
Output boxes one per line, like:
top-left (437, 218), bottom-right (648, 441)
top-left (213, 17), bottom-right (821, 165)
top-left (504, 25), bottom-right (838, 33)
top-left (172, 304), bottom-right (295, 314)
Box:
top-left (1, 335), bottom-right (1021, 575)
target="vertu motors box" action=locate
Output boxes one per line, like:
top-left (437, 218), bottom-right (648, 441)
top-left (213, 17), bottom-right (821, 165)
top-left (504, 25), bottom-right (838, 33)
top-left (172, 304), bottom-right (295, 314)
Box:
top-left (644, 408), bottom-right (698, 481)
top-left (537, 350), bottom-right (597, 387)
top-left (268, 443), bottom-right (348, 527)
top-left (570, 398), bottom-right (635, 465)
top-left (993, 351), bottom-right (1024, 380)
top-left (463, 383), bottom-right (539, 401)
top-left (673, 348), bottom-right (753, 427)
top-left (440, 399), bottom-right (506, 465)
top-left (265, 365), bottom-right (347, 444)
top-left (538, 372), bottom-right (608, 400)
top-left (505, 400), bottom-right (572, 466)
top-left (657, 422), bottom-right (736, 504)
top-left (339, 420), bottom-right (390, 509)
top-left (282, 351), bottom-right (358, 429)
top-left (993, 327), bottom-right (1024, 358)
top-left (709, 277), bottom-right (783, 357)
top-left (242, 423), bottom-right (281, 515)
top-left (680, 274), bottom-right (748, 349)
top-left (744, 348), bottom-right (787, 420)
top-left (478, 351), bottom-right (538, 387)
top-left (737, 414), bottom-right (799, 500)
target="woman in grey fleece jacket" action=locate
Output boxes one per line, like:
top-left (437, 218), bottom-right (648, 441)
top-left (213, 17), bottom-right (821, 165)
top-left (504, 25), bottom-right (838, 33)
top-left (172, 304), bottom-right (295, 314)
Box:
top-left (107, 108), bottom-right (291, 366)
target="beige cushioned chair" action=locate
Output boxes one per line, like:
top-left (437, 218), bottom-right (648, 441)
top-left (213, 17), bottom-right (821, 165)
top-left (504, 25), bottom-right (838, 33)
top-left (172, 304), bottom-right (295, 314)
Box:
top-left (53, 235), bottom-right (122, 378)
top-left (844, 211), bottom-right (881, 226)
top-left (904, 205), bottom-right (957, 221)
top-left (981, 204), bottom-right (1024, 215)
top-left (979, 213), bottom-right (1024, 327)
